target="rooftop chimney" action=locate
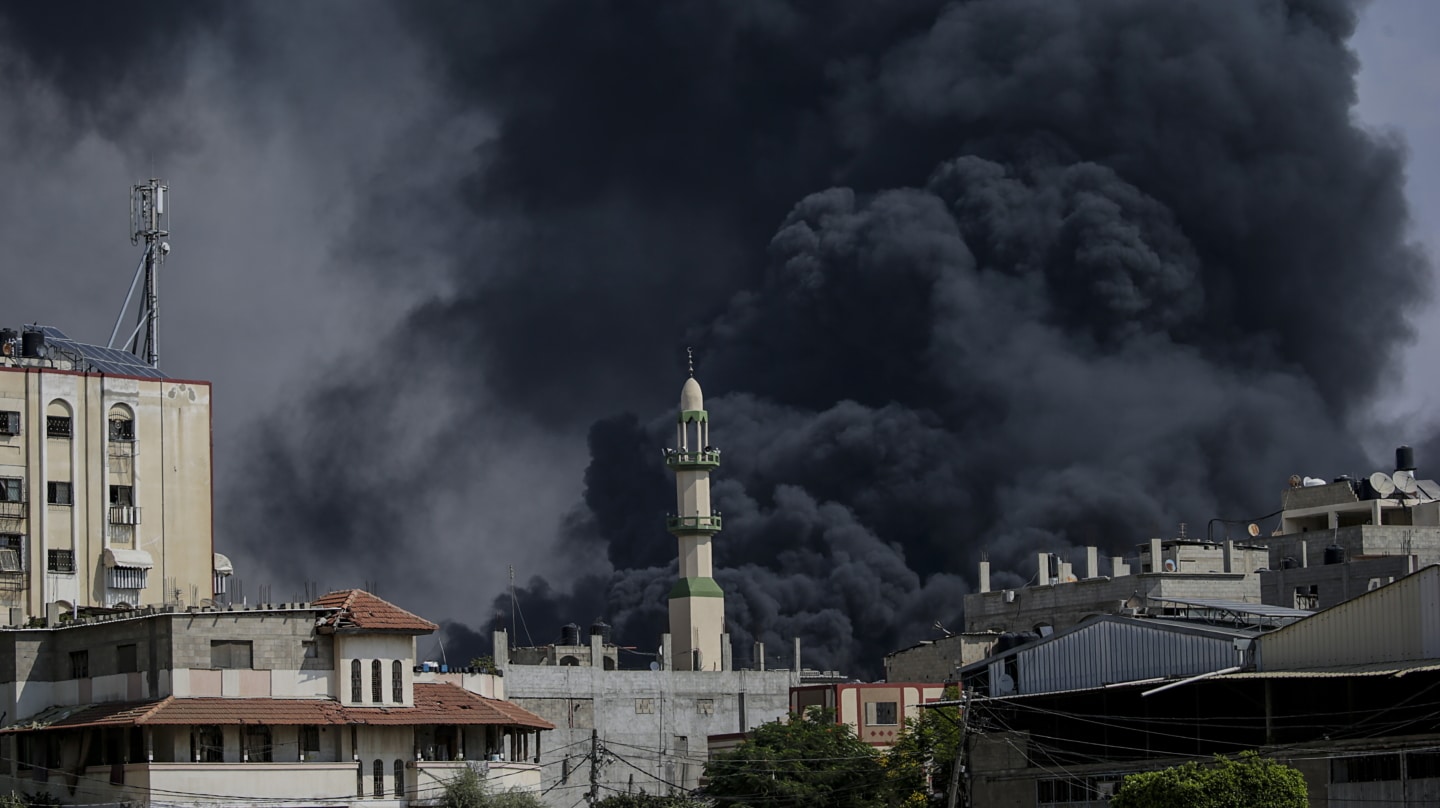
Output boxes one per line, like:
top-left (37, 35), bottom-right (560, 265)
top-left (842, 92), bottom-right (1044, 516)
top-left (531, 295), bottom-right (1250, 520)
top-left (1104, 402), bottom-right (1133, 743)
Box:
top-left (1037, 552), bottom-right (1051, 586)
top-left (979, 559), bottom-right (991, 593)
top-left (1149, 538), bottom-right (1163, 573)
top-left (1085, 546), bottom-right (1099, 579)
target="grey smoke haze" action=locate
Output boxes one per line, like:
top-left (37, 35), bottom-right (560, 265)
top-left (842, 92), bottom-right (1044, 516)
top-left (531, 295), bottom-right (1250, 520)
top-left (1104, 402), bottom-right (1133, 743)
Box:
top-left (0, 1), bottom-right (1433, 678)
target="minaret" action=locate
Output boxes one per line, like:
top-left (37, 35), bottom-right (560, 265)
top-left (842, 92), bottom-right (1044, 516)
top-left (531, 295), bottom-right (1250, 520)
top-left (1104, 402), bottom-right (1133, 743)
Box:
top-left (665, 350), bottom-right (725, 671)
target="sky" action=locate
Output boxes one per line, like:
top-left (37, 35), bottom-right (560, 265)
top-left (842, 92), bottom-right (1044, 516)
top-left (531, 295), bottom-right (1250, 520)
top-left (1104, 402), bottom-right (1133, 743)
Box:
top-left (0, 1), bottom-right (1435, 678)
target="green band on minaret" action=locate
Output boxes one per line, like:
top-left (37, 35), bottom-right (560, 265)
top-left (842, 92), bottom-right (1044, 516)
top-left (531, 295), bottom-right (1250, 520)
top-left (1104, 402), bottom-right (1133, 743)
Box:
top-left (669, 577), bottom-right (724, 599)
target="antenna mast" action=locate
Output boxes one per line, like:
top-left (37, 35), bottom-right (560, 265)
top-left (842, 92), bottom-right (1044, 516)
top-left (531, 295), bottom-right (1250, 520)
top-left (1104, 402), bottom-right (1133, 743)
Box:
top-left (110, 179), bottom-right (169, 367)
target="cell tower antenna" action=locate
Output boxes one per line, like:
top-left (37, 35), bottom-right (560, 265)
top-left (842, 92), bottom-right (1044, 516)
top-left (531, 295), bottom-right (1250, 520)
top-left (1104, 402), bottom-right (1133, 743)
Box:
top-left (107, 179), bottom-right (170, 367)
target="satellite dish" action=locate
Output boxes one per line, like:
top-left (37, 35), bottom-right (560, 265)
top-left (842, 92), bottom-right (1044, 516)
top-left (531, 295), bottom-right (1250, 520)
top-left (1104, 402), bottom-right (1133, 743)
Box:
top-left (1370, 471), bottom-right (1397, 497)
top-left (1247, 523), bottom-right (1260, 537)
top-left (1163, 559), bottom-right (1178, 573)
top-left (649, 661), bottom-right (660, 672)
top-left (1394, 469), bottom-right (1419, 495)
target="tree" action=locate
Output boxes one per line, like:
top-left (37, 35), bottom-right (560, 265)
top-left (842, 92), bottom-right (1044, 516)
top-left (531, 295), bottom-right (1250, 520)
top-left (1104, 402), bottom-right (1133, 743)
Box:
top-left (704, 708), bottom-right (899, 807)
top-left (1110, 752), bottom-right (1307, 808)
top-left (440, 764), bottom-right (546, 808)
top-left (885, 686), bottom-right (961, 806)
top-left (595, 795), bottom-right (705, 808)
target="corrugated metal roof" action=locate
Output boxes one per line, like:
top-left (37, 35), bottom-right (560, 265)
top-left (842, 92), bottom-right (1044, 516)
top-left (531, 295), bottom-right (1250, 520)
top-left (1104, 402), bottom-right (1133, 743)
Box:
top-left (958, 615), bottom-right (1250, 697)
top-left (1223, 660), bottom-right (1440, 679)
top-left (1256, 565), bottom-right (1440, 670)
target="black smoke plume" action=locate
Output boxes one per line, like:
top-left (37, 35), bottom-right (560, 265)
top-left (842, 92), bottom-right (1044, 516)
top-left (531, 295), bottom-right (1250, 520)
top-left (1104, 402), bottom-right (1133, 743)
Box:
top-left (1, 2), bottom-right (1427, 678)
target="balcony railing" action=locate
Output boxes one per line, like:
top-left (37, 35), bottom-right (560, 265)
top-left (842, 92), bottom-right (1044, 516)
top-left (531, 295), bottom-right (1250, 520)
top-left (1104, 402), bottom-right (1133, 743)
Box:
top-left (667, 514), bottom-right (723, 533)
top-left (109, 506), bottom-right (142, 525)
top-left (664, 449), bottom-right (721, 469)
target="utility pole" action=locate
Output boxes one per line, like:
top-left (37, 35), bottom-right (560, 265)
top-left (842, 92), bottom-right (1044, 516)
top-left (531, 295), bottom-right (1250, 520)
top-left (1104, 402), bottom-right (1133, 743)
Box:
top-left (945, 689), bottom-right (972, 808)
top-left (588, 728), bottom-right (599, 806)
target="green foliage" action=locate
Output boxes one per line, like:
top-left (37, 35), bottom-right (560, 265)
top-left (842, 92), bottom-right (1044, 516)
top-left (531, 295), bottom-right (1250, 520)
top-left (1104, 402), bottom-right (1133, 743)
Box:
top-left (704, 707), bottom-right (898, 807)
top-left (440, 765), bottom-right (545, 808)
top-left (0, 792), bottom-right (25, 808)
top-left (1110, 752), bottom-right (1307, 808)
top-left (885, 686), bottom-right (961, 806)
top-left (595, 794), bottom-right (705, 808)
top-left (469, 655), bottom-right (500, 674)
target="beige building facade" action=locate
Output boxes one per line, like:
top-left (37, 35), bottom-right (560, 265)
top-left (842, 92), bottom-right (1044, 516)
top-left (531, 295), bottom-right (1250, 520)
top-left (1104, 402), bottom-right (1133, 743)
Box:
top-left (0, 326), bottom-right (221, 621)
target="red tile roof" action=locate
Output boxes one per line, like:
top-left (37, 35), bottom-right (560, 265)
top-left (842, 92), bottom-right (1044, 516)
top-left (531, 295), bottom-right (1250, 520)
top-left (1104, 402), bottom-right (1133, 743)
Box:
top-left (3, 685), bottom-right (551, 732)
top-left (349, 684), bottom-right (553, 730)
top-left (312, 589), bottom-right (438, 634)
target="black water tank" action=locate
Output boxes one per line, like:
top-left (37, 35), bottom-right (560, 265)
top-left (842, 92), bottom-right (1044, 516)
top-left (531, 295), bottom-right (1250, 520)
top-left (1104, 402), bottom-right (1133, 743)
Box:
top-left (1324, 544), bottom-right (1346, 565)
top-left (20, 329), bottom-right (43, 358)
top-left (589, 619), bottom-right (611, 646)
top-left (560, 623), bottom-right (581, 646)
top-left (1397, 445), bottom-right (1417, 472)
top-left (1281, 556), bottom-right (1299, 570)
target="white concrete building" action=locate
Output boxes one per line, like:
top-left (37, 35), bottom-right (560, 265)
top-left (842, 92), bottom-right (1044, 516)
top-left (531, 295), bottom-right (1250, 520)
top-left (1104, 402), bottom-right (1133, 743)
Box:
top-left (0, 325), bottom-right (228, 621)
top-left (0, 589), bottom-right (551, 806)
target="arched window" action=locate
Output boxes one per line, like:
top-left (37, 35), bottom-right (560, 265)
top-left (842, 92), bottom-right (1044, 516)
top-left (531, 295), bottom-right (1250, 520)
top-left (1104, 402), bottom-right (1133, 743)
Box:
top-left (107, 404), bottom-right (135, 442)
top-left (373, 758), bottom-right (384, 798)
top-left (394, 759), bottom-right (405, 797)
top-left (392, 660), bottom-right (403, 703)
top-left (371, 659), bottom-right (382, 703)
top-left (350, 659), bottom-right (362, 703)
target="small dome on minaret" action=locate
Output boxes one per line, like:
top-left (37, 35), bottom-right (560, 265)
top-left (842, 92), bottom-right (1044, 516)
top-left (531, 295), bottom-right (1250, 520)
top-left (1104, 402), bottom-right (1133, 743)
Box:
top-left (680, 377), bottom-right (704, 411)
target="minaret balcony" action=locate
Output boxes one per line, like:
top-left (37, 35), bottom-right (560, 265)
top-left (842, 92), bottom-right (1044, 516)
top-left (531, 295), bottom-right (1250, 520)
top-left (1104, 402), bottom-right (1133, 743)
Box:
top-left (667, 514), bottom-right (723, 533)
top-left (665, 449), bottom-right (720, 470)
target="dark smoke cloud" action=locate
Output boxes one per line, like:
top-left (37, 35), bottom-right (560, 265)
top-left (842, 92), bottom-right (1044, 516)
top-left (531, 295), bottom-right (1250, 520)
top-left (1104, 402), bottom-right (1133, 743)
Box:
top-left (2, 1), bottom-right (1430, 678)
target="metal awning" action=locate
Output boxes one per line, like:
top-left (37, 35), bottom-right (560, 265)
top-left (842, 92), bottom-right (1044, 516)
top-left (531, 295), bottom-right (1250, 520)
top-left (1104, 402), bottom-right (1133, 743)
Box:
top-left (213, 552), bottom-right (233, 575)
top-left (103, 548), bottom-right (154, 569)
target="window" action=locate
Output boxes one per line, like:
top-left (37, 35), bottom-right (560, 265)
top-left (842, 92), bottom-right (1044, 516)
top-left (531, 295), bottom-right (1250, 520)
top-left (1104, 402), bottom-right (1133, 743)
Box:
top-left (300, 726), bottom-right (320, 759)
top-left (635, 698), bottom-right (655, 714)
top-left (394, 759), bottom-right (405, 797)
top-left (70, 650), bottom-right (89, 679)
top-left (371, 659), bottom-right (382, 703)
top-left (211, 640), bottom-right (253, 669)
top-left (45, 416), bottom-right (71, 439)
top-left (373, 758), bottom-right (384, 797)
top-left (46, 482), bottom-right (72, 506)
top-left (0, 533), bottom-right (23, 572)
top-left (192, 726), bottom-right (223, 762)
top-left (351, 659), bottom-right (362, 702)
top-left (392, 660), bottom-right (403, 702)
top-left (117, 644), bottom-right (138, 674)
top-left (47, 549), bottom-right (75, 573)
top-left (1409, 751), bottom-right (1440, 779)
top-left (865, 701), bottom-right (898, 726)
top-left (109, 485), bottom-right (134, 507)
top-left (109, 417), bottom-right (135, 442)
top-left (0, 412), bottom-right (18, 436)
top-left (0, 478), bottom-right (19, 502)
top-left (244, 725), bottom-right (272, 762)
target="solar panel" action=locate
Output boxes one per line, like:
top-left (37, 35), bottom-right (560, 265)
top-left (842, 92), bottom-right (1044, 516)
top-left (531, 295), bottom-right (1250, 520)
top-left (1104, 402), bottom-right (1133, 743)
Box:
top-left (29, 324), bottom-right (170, 379)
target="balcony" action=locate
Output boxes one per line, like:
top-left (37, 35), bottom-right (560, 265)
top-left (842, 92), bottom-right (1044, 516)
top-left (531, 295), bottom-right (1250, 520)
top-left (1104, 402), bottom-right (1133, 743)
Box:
top-left (110, 505), bottom-right (142, 525)
top-left (667, 514), bottom-right (723, 533)
top-left (664, 449), bottom-right (720, 470)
